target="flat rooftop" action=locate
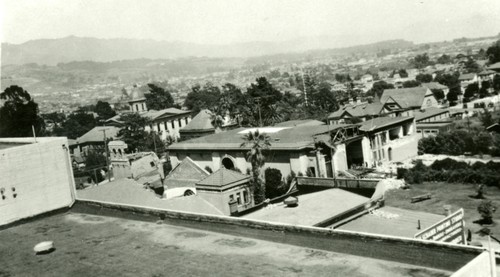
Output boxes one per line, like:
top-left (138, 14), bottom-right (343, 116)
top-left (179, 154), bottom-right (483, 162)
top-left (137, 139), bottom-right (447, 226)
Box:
top-left (243, 189), bottom-right (369, 226)
top-left (0, 142), bottom-right (30, 150)
top-left (77, 178), bottom-right (224, 215)
top-left (335, 206), bottom-right (445, 238)
top-left (0, 213), bottom-right (450, 277)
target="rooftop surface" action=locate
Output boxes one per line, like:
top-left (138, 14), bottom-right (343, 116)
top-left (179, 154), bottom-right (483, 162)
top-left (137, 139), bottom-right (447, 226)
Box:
top-left (381, 87), bottom-right (430, 109)
top-left (414, 107), bottom-right (450, 121)
top-left (243, 189), bottom-right (369, 226)
top-left (169, 123), bottom-right (345, 151)
top-left (335, 206), bottom-right (445, 238)
top-left (77, 178), bottom-right (224, 215)
top-left (77, 126), bottom-right (121, 144)
top-left (0, 142), bottom-right (30, 150)
top-left (0, 213), bottom-right (450, 277)
top-left (358, 116), bottom-right (414, 132)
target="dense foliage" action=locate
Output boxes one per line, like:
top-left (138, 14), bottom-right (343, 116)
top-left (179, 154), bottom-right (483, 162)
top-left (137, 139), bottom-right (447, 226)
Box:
top-left (418, 130), bottom-right (499, 156)
top-left (398, 159), bottom-right (500, 187)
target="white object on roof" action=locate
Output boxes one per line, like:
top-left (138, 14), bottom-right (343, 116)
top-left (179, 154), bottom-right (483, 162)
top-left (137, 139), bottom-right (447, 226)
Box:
top-left (238, 127), bottom-right (290, 134)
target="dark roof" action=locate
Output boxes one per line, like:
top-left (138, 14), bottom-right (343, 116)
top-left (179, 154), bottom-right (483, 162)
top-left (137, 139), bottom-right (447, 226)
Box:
top-left (413, 108), bottom-right (450, 121)
top-left (169, 123), bottom-right (345, 151)
top-left (359, 116), bottom-right (414, 132)
top-left (328, 102), bottom-right (384, 119)
top-left (165, 157), bottom-right (210, 189)
top-left (381, 87), bottom-right (431, 109)
top-left (196, 168), bottom-right (250, 190)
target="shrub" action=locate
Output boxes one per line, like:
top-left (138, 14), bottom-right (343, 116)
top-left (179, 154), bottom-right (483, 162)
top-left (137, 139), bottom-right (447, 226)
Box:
top-left (478, 201), bottom-right (497, 224)
top-left (265, 168), bottom-right (285, 199)
top-left (204, 166), bottom-right (213, 173)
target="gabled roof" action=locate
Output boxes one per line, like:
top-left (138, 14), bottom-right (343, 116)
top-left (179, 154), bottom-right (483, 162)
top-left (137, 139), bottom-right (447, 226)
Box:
top-left (328, 102), bottom-right (384, 119)
top-left (165, 157), bottom-right (210, 189)
top-left (478, 69), bottom-right (496, 76)
top-left (359, 116), bottom-right (414, 132)
top-left (196, 168), bottom-right (251, 191)
top-left (380, 87), bottom-right (431, 109)
top-left (77, 126), bottom-right (121, 144)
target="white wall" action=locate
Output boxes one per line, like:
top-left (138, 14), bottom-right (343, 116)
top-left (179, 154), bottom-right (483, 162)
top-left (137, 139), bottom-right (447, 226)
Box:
top-left (0, 137), bottom-right (76, 226)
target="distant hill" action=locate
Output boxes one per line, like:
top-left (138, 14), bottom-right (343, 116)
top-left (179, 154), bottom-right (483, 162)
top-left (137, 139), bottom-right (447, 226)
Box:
top-left (1, 36), bottom-right (415, 66)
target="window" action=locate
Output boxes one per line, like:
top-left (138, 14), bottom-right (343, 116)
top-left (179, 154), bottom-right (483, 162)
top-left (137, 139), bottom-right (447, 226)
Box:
top-left (417, 130), bottom-right (422, 133)
top-left (157, 123), bottom-right (161, 131)
top-left (243, 191), bottom-right (248, 204)
top-left (164, 122), bottom-right (168, 130)
top-left (381, 133), bottom-right (387, 145)
top-left (150, 161), bottom-right (155, 167)
top-left (237, 193), bottom-right (241, 205)
top-left (171, 121), bottom-right (175, 129)
top-left (229, 194), bottom-right (234, 202)
top-left (178, 118), bottom-right (182, 127)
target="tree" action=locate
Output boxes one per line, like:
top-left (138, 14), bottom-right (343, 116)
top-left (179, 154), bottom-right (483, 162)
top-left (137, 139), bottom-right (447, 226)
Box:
top-left (463, 58), bottom-right (480, 73)
top-left (145, 83), bottom-right (175, 110)
top-left (402, 80), bottom-right (421, 88)
top-left (264, 167), bottom-right (286, 199)
top-left (310, 82), bottom-right (339, 112)
top-left (437, 54), bottom-right (452, 64)
top-left (486, 40), bottom-right (500, 64)
top-left (184, 83), bottom-right (221, 114)
top-left (431, 89), bottom-right (445, 101)
top-left (246, 77), bottom-right (282, 107)
top-left (0, 85), bottom-right (45, 137)
top-left (416, 74), bottom-right (433, 83)
top-left (446, 86), bottom-right (460, 106)
top-left (480, 108), bottom-right (494, 127)
top-left (464, 83), bottom-right (479, 99)
top-left (412, 53), bottom-right (430, 69)
top-left (116, 113), bottom-right (148, 153)
top-left (367, 80), bottom-right (394, 98)
top-left (84, 150), bottom-right (107, 183)
top-left (53, 109), bottom-right (96, 139)
top-left (398, 69), bottom-right (408, 78)
top-left (477, 200), bottom-right (496, 224)
top-left (240, 130), bottom-right (271, 204)
top-left (94, 101), bottom-right (116, 122)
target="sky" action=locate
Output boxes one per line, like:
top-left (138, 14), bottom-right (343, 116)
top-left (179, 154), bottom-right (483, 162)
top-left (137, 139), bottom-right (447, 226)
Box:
top-left (1, 0), bottom-right (500, 45)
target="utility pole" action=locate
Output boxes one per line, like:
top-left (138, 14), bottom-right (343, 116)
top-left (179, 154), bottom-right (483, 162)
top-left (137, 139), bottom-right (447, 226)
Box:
top-left (100, 128), bottom-right (111, 182)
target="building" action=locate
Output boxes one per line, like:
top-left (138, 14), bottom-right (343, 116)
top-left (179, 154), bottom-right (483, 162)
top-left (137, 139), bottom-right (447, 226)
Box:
top-left (487, 62), bottom-right (500, 73)
top-left (0, 137), bottom-right (76, 226)
top-left (143, 107), bottom-right (192, 141)
top-left (421, 82), bottom-right (449, 98)
top-left (328, 102), bottom-right (386, 125)
top-left (458, 73), bottom-right (478, 90)
top-left (380, 87), bottom-right (439, 114)
top-left (179, 109), bottom-right (237, 140)
top-left (195, 168), bottom-right (254, 216)
top-left (168, 118), bottom-right (418, 179)
top-left (70, 126), bottom-right (121, 158)
top-left (163, 157), bottom-right (210, 199)
top-left (414, 108), bottom-right (453, 138)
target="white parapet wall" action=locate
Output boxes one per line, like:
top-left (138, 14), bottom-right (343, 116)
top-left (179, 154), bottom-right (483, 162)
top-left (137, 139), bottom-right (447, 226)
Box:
top-left (0, 137), bottom-right (76, 226)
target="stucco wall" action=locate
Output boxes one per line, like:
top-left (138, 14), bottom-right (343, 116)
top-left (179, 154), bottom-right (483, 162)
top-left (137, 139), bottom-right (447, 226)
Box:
top-left (0, 137), bottom-right (75, 226)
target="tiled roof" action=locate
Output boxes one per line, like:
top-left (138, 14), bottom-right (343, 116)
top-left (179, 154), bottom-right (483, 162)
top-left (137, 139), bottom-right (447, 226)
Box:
top-left (421, 82), bottom-right (447, 90)
top-left (359, 116), bottom-right (414, 132)
top-left (77, 126), bottom-right (121, 144)
top-left (196, 168), bottom-right (250, 188)
top-left (328, 102), bottom-right (384, 119)
top-left (169, 123), bottom-right (346, 151)
top-left (381, 87), bottom-right (430, 109)
top-left (165, 157), bottom-right (210, 189)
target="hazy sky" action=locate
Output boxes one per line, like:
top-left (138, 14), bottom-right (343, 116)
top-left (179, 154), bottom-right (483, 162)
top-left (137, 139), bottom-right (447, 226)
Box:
top-left (1, 0), bottom-right (500, 45)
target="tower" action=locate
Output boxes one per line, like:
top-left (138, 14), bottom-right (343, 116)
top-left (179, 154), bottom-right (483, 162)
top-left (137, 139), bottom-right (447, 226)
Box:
top-left (108, 140), bottom-right (131, 179)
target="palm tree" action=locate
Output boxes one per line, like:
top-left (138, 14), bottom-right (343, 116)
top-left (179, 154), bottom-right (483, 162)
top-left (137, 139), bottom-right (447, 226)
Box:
top-left (240, 130), bottom-right (271, 203)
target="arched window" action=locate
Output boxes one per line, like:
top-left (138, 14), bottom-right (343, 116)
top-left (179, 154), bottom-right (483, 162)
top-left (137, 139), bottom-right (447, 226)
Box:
top-left (221, 157), bottom-right (235, 170)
